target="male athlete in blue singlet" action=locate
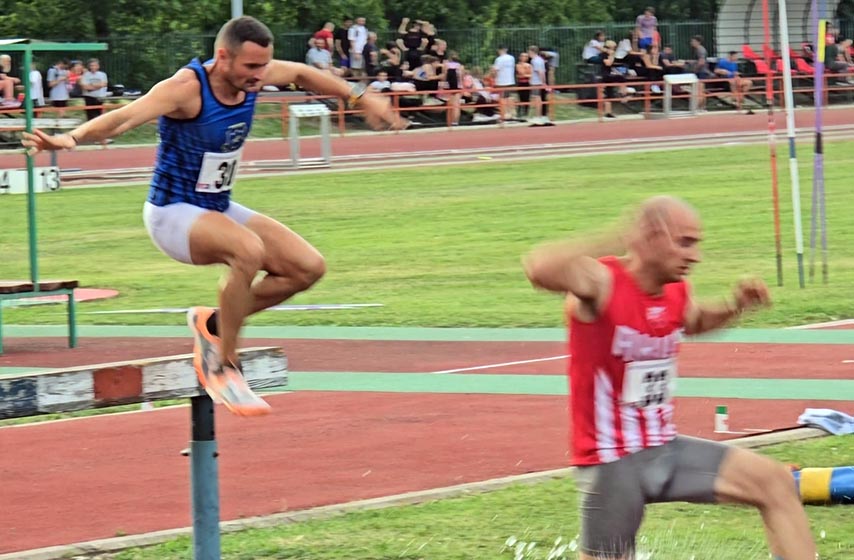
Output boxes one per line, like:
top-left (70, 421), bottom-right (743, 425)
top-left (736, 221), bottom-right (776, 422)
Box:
top-left (24, 16), bottom-right (406, 416)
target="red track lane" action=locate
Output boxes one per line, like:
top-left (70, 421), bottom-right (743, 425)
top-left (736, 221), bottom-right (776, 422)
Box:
top-left (0, 391), bottom-right (836, 554)
top-left (3, 337), bottom-right (854, 380)
top-left (2, 110), bottom-right (852, 554)
top-left (3, 109), bottom-right (853, 171)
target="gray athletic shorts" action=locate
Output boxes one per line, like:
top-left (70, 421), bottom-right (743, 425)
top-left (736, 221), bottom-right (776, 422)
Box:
top-left (573, 436), bottom-right (730, 559)
top-left (142, 200), bottom-right (257, 264)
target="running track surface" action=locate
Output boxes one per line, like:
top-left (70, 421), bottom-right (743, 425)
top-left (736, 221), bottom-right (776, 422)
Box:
top-left (3, 113), bottom-right (854, 553)
top-left (2, 108), bottom-right (854, 174)
top-left (2, 333), bottom-right (853, 553)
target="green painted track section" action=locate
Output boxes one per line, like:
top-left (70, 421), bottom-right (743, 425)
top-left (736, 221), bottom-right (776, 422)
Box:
top-left (0, 366), bottom-right (51, 375)
top-left (3, 325), bottom-right (854, 344)
top-left (3, 326), bottom-right (849, 399)
top-left (283, 372), bottom-right (854, 400)
top-left (0, 365), bottom-right (847, 399)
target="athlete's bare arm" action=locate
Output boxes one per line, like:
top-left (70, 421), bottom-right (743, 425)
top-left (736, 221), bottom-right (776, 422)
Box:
top-left (22, 69), bottom-right (199, 153)
top-left (263, 60), bottom-right (405, 130)
top-left (683, 277), bottom-right (770, 335)
top-left (523, 232), bottom-right (622, 317)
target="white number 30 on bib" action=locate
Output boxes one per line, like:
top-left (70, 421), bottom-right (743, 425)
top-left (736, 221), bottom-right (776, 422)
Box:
top-left (196, 148), bottom-right (241, 193)
top-left (622, 358), bottom-right (677, 408)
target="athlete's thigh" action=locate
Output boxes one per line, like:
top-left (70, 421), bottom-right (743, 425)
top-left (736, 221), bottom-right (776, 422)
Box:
top-left (187, 208), bottom-right (263, 267)
top-left (226, 202), bottom-right (324, 276)
top-left (650, 436), bottom-right (728, 504)
top-left (574, 458), bottom-right (645, 559)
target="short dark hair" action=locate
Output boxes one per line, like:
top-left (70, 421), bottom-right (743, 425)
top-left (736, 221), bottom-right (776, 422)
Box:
top-left (729, 50), bottom-right (737, 56)
top-left (215, 16), bottom-right (274, 53)
top-left (692, 35), bottom-right (704, 43)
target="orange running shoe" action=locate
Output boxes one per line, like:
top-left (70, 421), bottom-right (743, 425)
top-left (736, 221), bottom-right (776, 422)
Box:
top-left (187, 307), bottom-right (271, 416)
top-left (187, 306), bottom-right (222, 389)
top-left (203, 360), bottom-right (272, 417)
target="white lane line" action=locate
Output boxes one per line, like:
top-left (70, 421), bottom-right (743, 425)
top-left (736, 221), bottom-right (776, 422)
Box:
top-left (786, 318), bottom-right (854, 329)
top-left (432, 354), bottom-right (570, 374)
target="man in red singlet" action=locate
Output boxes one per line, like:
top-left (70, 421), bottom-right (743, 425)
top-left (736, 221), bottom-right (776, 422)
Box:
top-left (523, 196), bottom-right (815, 560)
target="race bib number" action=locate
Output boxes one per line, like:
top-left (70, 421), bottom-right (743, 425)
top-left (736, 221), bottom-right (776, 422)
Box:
top-left (195, 149), bottom-right (241, 193)
top-left (622, 358), bottom-right (677, 408)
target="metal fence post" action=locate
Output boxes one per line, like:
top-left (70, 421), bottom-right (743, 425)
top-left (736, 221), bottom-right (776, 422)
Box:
top-left (190, 395), bottom-right (220, 560)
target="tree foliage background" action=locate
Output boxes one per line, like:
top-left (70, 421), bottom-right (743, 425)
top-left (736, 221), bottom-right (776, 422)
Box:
top-left (0, 0), bottom-right (724, 38)
top-left (0, 0), bottom-right (850, 88)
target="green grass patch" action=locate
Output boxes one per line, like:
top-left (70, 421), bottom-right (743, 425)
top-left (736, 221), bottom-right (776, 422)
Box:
top-left (2, 141), bottom-right (853, 328)
top-left (89, 436), bottom-right (854, 559)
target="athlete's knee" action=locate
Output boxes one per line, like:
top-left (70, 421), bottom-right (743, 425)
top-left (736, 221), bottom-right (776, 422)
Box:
top-left (229, 234), bottom-right (265, 278)
top-left (738, 460), bottom-right (798, 510)
top-left (758, 463), bottom-right (800, 509)
top-left (294, 252), bottom-right (326, 290)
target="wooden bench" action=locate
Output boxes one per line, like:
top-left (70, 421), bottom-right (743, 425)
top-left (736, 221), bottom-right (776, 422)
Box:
top-left (0, 279), bottom-right (78, 354)
top-left (0, 346), bottom-right (288, 558)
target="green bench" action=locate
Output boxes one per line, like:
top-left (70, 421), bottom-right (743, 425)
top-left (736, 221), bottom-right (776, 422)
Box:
top-left (0, 279), bottom-right (78, 354)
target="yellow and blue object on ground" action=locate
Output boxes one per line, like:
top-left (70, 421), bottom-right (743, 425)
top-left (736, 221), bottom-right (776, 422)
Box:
top-left (793, 467), bottom-right (854, 504)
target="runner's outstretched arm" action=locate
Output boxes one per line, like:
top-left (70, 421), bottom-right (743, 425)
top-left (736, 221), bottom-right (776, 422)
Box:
top-left (22, 74), bottom-right (190, 153)
top-left (683, 278), bottom-right (770, 335)
top-left (264, 60), bottom-right (406, 130)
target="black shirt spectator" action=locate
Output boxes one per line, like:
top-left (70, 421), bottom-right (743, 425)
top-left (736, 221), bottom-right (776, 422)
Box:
top-left (334, 20), bottom-right (352, 66)
top-left (363, 33), bottom-right (379, 78)
top-left (399, 21), bottom-right (427, 70)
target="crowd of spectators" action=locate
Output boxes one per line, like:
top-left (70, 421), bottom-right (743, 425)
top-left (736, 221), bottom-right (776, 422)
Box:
top-left (6, 9), bottom-right (854, 126)
top-left (580, 7), bottom-right (854, 117)
top-left (305, 17), bottom-right (560, 125)
top-left (0, 55), bottom-right (109, 121)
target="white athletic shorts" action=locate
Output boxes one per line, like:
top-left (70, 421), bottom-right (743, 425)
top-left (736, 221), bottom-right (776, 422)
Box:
top-left (142, 201), bottom-right (257, 264)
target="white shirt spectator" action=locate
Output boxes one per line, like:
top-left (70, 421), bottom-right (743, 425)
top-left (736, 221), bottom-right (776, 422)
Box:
top-left (543, 50), bottom-right (559, 69)
top-left (29, 68), bottom-right (44, 106)
top-left (348, 23), bottom-right (368, 54)
top-left (81, 69), bottom-right (108, 98)
top-left (582, 39), bottom-right (604, 61)
top-left (369, 79), bottom-right (391, 91)
top-left (47, 65), bottom-right (69, 101)
top-left (493, 53), bottom-right (516, 86)
top-left (616, 39), bottom-right (632, 59)
top-left (530, 55), bottom-right (546, 86)
top-left (306, 47), bottom-right (332, 69)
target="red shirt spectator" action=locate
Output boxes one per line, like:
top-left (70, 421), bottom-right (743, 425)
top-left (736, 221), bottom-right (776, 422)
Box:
top-left (313, 22), bottom-right (335, 51)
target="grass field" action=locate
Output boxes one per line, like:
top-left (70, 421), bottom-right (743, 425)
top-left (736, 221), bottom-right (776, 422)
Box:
top-left (2, 140), bottom-right (854, 327)
top-left (4, 140), bottom-right (854, 559)
top-left (89, 436), bottom-right (854, 560)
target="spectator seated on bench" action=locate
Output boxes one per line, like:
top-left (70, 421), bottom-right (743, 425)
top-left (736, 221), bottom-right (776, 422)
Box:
top-left (581, 31), bottom-right (607, 65)
top-left (461, 67), bottom-right (499, 123)
top-left (597, 40), bottom-right (630, 118)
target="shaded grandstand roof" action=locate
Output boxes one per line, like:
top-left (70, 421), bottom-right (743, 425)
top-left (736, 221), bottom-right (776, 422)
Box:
top-left (0, 38), bottom-right (107, 52)
top-left (717, 0), bottom-right (842, 55)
